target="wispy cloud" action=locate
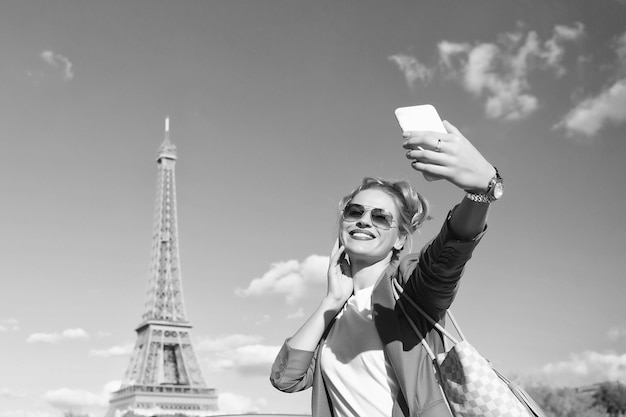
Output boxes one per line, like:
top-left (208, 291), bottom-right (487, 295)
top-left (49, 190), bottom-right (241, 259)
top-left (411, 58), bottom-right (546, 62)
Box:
top-left (197, 334), bottom-right (279, 376)
top-left (26, 328), bottom-right (89, 344)
top-left (89, 342), bottom-right (134, 357)
top-left (389, 22), bottom-right (585, 121)
top-left (539, 351), bottom-right (626, 386)
top-left (438, 22), bottom-right (584, 120)
top-left (555, 30), bottom-right (626, 138)
top-left (0, 318), bottom-right (19, 332)
top-left (388, 54), bottom-right (434, 89)
top-left (236, 255), bottom-right (327, 304)
top-left (40, 50), bottom-right (74, 81)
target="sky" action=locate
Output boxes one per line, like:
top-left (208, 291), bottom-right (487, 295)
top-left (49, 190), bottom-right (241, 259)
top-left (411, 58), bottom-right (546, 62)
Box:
top-left (1, 0), bottom-right (626, 416)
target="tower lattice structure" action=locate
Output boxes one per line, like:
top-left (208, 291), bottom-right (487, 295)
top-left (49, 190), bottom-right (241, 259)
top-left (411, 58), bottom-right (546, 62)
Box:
top-left (106, 119), bottom-right (217, 417)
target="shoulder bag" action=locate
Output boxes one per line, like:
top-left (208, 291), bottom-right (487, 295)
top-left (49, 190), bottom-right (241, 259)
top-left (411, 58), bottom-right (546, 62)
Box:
top-left (392, 278), bottom-right (546, 417)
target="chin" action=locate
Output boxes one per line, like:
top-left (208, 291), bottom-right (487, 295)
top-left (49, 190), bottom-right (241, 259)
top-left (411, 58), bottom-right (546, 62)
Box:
top-left (345, 244), bottom-right (390, 263)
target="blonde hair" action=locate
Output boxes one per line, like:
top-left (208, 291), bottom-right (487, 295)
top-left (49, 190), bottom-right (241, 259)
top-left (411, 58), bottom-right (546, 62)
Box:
top-left (338, 177), bottom-right (431, 253)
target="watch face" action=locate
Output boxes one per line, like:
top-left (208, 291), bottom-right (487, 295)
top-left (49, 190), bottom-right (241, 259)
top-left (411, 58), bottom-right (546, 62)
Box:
top-left (493, 182), bottom-right (504, 199)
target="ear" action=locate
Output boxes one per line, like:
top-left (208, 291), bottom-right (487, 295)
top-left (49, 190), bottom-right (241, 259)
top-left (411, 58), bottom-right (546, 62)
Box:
top-left (394, 234), bottom-right (407, 251)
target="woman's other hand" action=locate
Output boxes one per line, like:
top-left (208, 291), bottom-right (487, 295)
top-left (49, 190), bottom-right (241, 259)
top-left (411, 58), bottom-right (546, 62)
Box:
top-left (402, 120), bottom-right (495, 192)
top-left (326, 240), bottom-right (353, 307)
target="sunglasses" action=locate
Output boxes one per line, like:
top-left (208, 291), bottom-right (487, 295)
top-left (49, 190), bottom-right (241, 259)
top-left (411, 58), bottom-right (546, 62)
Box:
top-left (342, 203), bottom-right (397, 230)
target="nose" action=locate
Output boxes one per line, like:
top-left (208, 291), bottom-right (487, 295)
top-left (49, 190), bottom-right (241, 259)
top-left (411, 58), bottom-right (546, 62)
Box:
top-left (355, 211), bottom-right (373, 228)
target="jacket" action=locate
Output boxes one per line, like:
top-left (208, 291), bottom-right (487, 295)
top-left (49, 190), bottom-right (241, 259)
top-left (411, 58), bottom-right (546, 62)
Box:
top-left (270, 215), bottom-right (486, 417)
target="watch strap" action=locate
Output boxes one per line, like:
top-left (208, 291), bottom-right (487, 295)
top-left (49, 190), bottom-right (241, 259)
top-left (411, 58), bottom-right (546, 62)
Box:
top-left (465, 167), bottom-right (502, 203)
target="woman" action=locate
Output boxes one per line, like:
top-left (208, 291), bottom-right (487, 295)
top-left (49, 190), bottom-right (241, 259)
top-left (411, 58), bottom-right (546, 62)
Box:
top-left (270, 120), bottom-right (502, 417)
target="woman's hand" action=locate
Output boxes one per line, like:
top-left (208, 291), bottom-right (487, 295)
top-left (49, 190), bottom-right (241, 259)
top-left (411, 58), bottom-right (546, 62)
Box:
top-left (325, 240), bottom-right (353, 307)
top-left (402, 120), bottom-right (496, 192)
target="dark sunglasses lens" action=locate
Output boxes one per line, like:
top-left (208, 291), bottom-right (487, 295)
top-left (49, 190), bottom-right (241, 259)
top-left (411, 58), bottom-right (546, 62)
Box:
top-left (343, 204), bottom-right (365, 221)
top-left (371, 209), bottom-right (393, 229)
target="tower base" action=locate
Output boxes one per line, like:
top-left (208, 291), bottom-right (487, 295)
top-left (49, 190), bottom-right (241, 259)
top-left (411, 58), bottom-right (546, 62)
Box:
top-left (105, 384), bottom-right (218, 417)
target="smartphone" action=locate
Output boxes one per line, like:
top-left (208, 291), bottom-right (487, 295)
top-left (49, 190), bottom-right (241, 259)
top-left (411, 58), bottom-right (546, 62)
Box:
top-left (395, 105), bottom-right (444, 181)
top-left (394, 104), bottom-right (446, 133)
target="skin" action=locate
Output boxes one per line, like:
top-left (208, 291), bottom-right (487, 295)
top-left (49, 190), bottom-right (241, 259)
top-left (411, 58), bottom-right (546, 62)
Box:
top-left (339, 189), bottom-right (406, 284)
top-left (287, 120), bottom-right (495, 352)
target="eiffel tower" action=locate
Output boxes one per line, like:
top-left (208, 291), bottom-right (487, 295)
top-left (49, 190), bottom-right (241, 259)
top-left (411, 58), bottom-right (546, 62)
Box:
top-left (106, 118), bottom-right (218, 417)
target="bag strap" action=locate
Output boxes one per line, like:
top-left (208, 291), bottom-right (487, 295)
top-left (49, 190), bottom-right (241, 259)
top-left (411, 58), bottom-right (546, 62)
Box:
top-left (394, 293), bottom-right (437, 361)
top-left (392, 278), bottom-right (465, 346)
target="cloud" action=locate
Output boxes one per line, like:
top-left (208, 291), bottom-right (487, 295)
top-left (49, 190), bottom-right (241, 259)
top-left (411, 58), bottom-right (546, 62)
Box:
top-left (43, 387), bottom-right (108, 410)
top-left (287, 308), bottom-right (305, 319)
top-left (388, 54), bottom-right (435, 89)
top-left (196, 334), bottom-right (264, 352)
top-left (223, 344), bottom-right (281, 375)
top-left (436, 22), bottom-right (584, 120)
top-left (103, 380), bottom-right (122, 395)
top-left (607, 326), bottom-right (626, 343)
top-left (0, 388), bottom-right (24, 398)
top-left (543, 22), bottom-right (585, 74)
top-left (555, 79), bottom-right (626, 138)
top-left (0, 318), bottom-right (19, 332)
top-left (539, 351), bottom-right (626, 386)
top-left (555, 31), bottom-right (626, 138)
top-left (42, 382), bottom-right (118, 415)
top-left (89, 342), bottom-right (134, 357)
top-left (41, 50), bottom-right (74, 81)
top-left (218, 392), bottom-right (267, 414)
top-left (198, 334), bottom-right (279, 376)
top-left (236, 255), bottom-right (328, 304)
top-left (62, 328), bottom-right (89, 339)
top-left (390, 22), bottom-right (584, 121)
top-left (26, 328), bottom-right (89, 344)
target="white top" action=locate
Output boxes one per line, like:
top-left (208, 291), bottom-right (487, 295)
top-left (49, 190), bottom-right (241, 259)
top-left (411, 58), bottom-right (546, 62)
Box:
top-left (320, 285), bottom-right (399, 417)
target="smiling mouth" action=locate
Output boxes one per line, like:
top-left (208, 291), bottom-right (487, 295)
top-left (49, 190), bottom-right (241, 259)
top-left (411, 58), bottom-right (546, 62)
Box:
top-left (349, 230), bottom-right (375, 239)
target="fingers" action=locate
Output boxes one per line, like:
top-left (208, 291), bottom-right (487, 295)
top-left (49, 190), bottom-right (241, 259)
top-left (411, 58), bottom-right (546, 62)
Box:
top-left (329, 242), bottom-right (352, 278)
top-left (402, 131), bottom-right (447, 152)
top-left (410, 161), bottom-right (449, 178)
top-left (443, 120), bottom-right (462, 136)
top-left (329, 242), bottom-right (345, 266)
top-left (405, 147), bottom-right (449, 166)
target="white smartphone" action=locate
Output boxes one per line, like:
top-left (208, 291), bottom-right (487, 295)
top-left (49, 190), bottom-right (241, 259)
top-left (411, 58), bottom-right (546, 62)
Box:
top-left (394, 104), bottom-right (446, 133)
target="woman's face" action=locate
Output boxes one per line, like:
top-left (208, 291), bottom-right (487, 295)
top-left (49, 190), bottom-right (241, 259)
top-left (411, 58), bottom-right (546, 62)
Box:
top-left (339, 188), bottom-right (405, 265)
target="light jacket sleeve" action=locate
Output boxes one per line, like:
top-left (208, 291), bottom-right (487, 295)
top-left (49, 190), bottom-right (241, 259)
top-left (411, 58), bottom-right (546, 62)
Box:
top-left (399, 208), bottom-right (486, 319)
top-left (270, 338), bottom-right (318, 393)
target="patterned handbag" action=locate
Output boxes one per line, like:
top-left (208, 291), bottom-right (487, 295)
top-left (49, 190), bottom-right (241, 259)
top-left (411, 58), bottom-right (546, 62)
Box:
top-left (392, 279), bottom-right (546, 417)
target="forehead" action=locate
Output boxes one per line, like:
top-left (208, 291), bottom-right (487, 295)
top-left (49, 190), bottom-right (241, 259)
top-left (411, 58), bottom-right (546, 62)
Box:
top-left (351, 189), bottom-right (399, 215)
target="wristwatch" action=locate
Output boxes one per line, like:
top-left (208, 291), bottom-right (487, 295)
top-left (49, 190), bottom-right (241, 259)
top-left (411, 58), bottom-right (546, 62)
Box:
top-left (465, 167), bottom-right (504, 203)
